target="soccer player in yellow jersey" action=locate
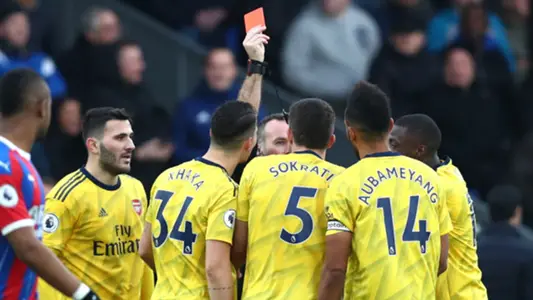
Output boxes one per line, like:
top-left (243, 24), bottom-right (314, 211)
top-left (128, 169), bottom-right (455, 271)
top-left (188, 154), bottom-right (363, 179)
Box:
top-left (390, 114), bottom-right (488, 300)
top-left (139, 101), bottom-right (257, 300)
top-left (318, 81), bottom-right (453, 300)
top-left (232, 98), bottom-right (345, 299)
top-left (39, 107), bottom-right (154, 300)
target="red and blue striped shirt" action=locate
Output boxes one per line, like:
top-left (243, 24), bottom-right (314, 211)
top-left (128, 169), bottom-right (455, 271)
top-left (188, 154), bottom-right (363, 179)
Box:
top-left (0, 137), bottom-right (45, 300)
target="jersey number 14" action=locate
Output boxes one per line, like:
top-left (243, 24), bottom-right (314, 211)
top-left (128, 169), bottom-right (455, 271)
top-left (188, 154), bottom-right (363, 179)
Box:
top-left (377, 195), bottom-right (430, 255)
top-left (152, 190), bottom-right (198, 255)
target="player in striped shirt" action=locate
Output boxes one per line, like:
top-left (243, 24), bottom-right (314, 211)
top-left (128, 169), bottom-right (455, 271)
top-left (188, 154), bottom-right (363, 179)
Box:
top-left (0, 69), bottom-right (98, 299)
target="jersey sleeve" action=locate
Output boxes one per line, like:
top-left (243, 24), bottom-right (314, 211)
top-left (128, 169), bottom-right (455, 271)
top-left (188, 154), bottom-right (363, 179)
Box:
top-left (42, 193), bottom-right (77, 254)
top-left (236, 164), bottom-right (254, 222)
top-left (444, 180), bottom-right (469, 224)
top-left (437, 183), bottom-right (453, 236)
top-left (0, 157), bottom-right (34, 236)
top-left (206, 184), bottom-right (237, 244)
top-left (325, 177), bottom-right (356, 235)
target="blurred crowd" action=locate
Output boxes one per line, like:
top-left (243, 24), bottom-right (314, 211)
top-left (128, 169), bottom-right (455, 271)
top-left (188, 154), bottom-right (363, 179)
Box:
top-left (1, 0), bottom-right (533, 296)
top-left (1, 0), bottom-right (532, 219)
top-left (123, 0), bottom-right (533, 231)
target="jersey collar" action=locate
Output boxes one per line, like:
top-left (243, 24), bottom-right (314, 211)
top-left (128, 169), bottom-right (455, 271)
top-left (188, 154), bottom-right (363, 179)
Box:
top-left (293, 150), bottom-right (322, 159)
top-left (434, 156), bottom-right (452, 170)
top-left (0, 136), bottom-right (31, 160)
top-left (80, 167), bottom-right (121, 191)
top-left (195, 157), bottom-right (229, 174)
top-left (364, 151), bottom-right (401, 158)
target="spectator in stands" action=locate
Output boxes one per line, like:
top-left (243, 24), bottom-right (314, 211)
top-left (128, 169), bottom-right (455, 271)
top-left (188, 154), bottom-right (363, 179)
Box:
top-left (0, 1), bottom-right (66, 99)
top-left (17, 0), bottom-right (64, 57)
top-left (57, 6), bottom-right (121, 100)
top-left (86, 40), bottom-right (173, 192)
top-left (378, 0), bottom-right (433, 40)
top-left (451, 3), bottom-right (515, 72)
top-left (44, 99), bottom-right (86, 181)
top-left (31, 142), bottom-right (54, 192)
top-left (478, 184), bottom-right (533, 300)
top-left (507, 133), bottom-right (533, 228)
top-left (257, 113), bottom-right (290, 156)
top-left (172, 48), bottom-right (265, 164)
top-left (369, 10), bottom-right (438, 118)
top-left (281, 0), bottom-right (380, 112)
top-left (423, 48), bottom-right (513, 197)
top-left (501, 0), bottom-right (529, 82)
top-left (427, 0), bottom-right (514, 71)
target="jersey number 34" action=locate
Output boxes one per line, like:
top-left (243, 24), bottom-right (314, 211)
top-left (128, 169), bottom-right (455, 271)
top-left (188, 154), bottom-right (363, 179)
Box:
top-left (152, 190), bottom-right (198, 255)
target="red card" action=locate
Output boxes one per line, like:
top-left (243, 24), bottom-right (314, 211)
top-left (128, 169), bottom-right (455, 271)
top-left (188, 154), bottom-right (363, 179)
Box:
top-left (244, 7), bottom-right (266, 33)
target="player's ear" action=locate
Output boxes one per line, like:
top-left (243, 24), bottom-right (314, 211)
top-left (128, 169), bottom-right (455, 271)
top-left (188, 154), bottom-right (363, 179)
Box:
top-left (345, 125), bottom-right (356, 144)
top-left (387, 118), bottom-right (394, 133)
top-left (327, 134), bottom-right (336, 149)
top-left (287, 128), bottom-right (294, 145)
top-left (86, 137), bottom-right (100, 155)
top-left (243, 136), bottom-right (254, 152)
top-left (209, 129), bottom-right (213, 138)
top-left (415, 144), bottom-right (426, 158)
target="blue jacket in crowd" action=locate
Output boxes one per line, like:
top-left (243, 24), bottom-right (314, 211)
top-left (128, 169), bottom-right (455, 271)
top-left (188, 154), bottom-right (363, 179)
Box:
top-left (427, 9), bottom-right (515, 72)
top-left (172, 80), bottom-right (267, 164)
top-left (0, 51), bottom-right (66, 99)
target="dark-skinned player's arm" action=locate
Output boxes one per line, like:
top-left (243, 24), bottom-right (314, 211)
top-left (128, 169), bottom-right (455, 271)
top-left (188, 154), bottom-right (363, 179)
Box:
top-left (237, 25), bottom-right (269, 112)
top-left (1, 171), bottom-right (98, 300)
top-left (6, 227), bottom-right (98, 300)
top-left (139, 222), bottom-right (156, 270)
top-left (231, 220), bottom-right (248, 269)
top-left (437, 184), bottom-right (453, 275)
top-left (318, 231), bottom-right (352, 300)
top-left (318, 179), bottom-right (355, 300)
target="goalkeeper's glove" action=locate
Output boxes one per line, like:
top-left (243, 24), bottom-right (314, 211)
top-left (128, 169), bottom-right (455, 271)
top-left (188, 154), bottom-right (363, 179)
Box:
top-left (72, 283), bottom-right (100, 300)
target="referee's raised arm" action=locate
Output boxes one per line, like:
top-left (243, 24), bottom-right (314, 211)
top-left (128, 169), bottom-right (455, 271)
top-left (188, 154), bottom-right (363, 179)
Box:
top-left (237, 26), bottom-right (269, 112)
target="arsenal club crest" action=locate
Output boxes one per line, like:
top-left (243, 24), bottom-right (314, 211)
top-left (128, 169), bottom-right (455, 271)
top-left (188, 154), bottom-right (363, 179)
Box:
top-left (132, 199), bottom-right (142, 216)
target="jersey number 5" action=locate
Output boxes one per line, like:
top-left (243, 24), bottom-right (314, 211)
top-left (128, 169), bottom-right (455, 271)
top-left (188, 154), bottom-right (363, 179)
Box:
top-left (152, 190), bottom-right (198, 255)
top-left (280, 186), bottom-right (318, 244)
top-left (377, 195), bottom-right (430, 255)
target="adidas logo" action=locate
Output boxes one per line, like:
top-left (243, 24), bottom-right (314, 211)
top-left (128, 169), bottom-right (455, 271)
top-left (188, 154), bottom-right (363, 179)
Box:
top-left (98, 208), bottom-right (108, 217)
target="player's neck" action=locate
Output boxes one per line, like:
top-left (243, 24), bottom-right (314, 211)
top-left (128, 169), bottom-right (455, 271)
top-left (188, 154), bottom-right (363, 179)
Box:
top-left (426, 154), bottom-right (441, 169)
top-left (291, 144), bottom-right (326, 159)
top-left (202, 148), bottom-right (240, 176)
top-left (0, 119), bottom-right (36, 154)
top-left (357, 141), bottom-right (390, 159)
top-left (84, 158), bottom-right (119, 186)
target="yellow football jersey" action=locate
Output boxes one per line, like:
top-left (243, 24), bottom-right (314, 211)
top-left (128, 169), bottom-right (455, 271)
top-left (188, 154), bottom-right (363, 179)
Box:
top-left (325, 152), bottom-right (453, 300)
top-left (436, 157), bottom-right (487, 300)
top-left (146, 157), bottom-right (238, 299)
top-left (237, 150), bottom-right (345, 299)
top-left (38, 167), bottom-right (154, 300)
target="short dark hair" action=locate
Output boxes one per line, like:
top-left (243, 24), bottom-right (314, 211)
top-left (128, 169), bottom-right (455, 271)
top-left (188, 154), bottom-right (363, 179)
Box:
top-left (258, 113), bottom-right (286, 142)
top-left (0, 68), bottom-right (45, 117)
top-left (345, 81), bottom-right (391, 141)
top-left (210, 101), bottom-right (257, 149)
top-left (487, 185), bottom-right (522, 222)
top-left (289, 98), bottom-right (335, 149)
top-left (82, 107), bottom-right (132, 140)
top-left (395, 114), bottom-right (442, 154)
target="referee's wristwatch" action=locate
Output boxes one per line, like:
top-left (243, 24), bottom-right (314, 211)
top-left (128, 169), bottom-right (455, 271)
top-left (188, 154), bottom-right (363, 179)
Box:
top-left (247, 59), bottom-right (268, 76)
